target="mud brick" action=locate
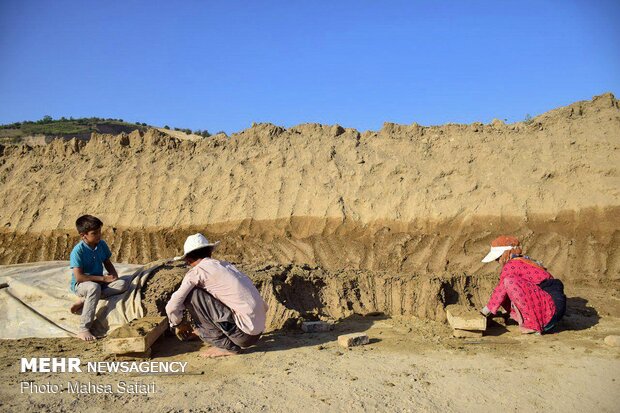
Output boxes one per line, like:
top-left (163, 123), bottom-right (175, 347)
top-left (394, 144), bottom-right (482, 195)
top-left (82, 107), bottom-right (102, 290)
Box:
top-left (338, 333), bottom-right (369, 348)
top-left (446, 305), bottom-right (487, 331)
top-left (453, 329), bottom-right (483, 338)
top-left (301, 321), bottom-right (333, 333)
top-left (489, 315), bottom-right (508, 327)
top-left (114, 348), bottom-right (152, 360)
top-left (604, 335), bottom-right (620, 347)
top-left (105, 316), bottom-right (168, 354)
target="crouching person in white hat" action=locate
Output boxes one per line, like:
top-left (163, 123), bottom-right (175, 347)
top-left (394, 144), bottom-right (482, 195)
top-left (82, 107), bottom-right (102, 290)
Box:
top-left (165, 233), bottom-right (269, 358)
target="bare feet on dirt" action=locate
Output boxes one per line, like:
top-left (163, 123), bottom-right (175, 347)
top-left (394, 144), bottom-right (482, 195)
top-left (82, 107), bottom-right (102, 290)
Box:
top-left (76, 330), bottom-right (97, 342)
top-left (199, 347), bottom-right (238, 358)
top-left (70, 300), bottom-right (84, 315)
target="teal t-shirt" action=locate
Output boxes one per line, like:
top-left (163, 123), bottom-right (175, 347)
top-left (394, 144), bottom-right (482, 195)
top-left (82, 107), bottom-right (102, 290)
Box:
top-left (69, 240), bottom-right (112, 292)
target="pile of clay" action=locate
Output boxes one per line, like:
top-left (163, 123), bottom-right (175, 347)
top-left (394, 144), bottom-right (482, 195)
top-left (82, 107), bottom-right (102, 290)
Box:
top-left (107, 317), bottom-right (164, 339)
top-left (138, 260), bottom-right (498, 332)
top-left (140, 261), bottom-right (187, 317)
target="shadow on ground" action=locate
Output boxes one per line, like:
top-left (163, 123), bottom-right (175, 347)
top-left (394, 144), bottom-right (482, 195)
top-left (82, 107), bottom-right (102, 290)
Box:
top-left (248, 314), bottom-right (384, 354)
top-left (554, 296), bottom-right (600, 332)
top-left (151, 314), bottom-right (384, 358)
top-left (482, 296), bottom-right (600, 337)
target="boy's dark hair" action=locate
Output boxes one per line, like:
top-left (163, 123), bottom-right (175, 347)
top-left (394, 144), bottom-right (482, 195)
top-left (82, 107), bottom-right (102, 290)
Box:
top-left (186, 246), bottom-right (214, 261)
top-left (76, 215), bottom-right (103, 234)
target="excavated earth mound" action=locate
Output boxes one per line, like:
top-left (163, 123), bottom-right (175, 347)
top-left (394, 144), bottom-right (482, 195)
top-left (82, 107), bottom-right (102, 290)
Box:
top-left (140, 261), bottom-right (498, 328)
top-left (1, 93), bottom-right (619, 320)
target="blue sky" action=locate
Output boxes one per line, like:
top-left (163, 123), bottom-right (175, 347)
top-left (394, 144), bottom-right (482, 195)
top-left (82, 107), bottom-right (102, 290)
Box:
top-left (0, 1), bottom-right (618, 134)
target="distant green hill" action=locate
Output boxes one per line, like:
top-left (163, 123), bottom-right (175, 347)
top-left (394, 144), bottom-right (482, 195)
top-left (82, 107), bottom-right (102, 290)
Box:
top-left (0, 116), bottom-right (148, 144)
top-left (0, 116), bottom-right (214, 145)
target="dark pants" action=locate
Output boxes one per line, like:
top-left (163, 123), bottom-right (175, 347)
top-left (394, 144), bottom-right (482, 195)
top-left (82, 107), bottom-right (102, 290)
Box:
top-left (184, 288), bottom-right (261, 352)
top-left (540, 279), bottom-right (567, 332)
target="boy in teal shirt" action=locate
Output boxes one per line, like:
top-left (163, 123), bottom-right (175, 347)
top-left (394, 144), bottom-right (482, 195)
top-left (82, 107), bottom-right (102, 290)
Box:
top-left (69, 215), bottom-right (128, 341)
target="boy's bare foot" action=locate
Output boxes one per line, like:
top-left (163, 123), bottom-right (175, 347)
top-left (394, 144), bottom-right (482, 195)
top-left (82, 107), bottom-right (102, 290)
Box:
top-left (77, 330), bottom-right (97, 342)
top-left (519, 326), bottom-right (538, 334)
top-left (199, 347), bottom-right (238, 358)
top-left (70, 300), bottom-right (84, 315)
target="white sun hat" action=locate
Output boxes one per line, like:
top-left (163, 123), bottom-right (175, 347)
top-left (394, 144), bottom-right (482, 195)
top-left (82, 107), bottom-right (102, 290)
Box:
top-left (481, 246), bottom-right (515, 263)
top-left (174, 233), bottom-right (220, 260)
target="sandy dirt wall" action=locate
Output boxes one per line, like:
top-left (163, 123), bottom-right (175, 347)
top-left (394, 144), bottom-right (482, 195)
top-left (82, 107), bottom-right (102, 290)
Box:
top-left (0, 94), bottom-right (618, 233)
top-left (0, 93), bottom-right (618, 284)
top-left (1, 210), bottom-right (617, 284)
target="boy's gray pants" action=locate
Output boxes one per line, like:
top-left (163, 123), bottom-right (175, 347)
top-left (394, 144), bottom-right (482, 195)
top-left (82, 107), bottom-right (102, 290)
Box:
top-left (185, 288), bottom-right (261, 352)
top-left (75, 279), bottom-right (129, 332)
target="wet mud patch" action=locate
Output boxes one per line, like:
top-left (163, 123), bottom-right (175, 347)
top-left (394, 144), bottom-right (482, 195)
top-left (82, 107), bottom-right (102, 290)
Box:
top-left (140, 261), bottom-right (186, 317)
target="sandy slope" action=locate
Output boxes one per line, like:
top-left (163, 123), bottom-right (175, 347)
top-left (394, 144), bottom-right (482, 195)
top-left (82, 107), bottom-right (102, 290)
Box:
top-left (0, 93), bottom-right (618, 284)
top-left (1, 93), bottom-right (618, 232)
top-left (156, 128), bottom-right (214, 142)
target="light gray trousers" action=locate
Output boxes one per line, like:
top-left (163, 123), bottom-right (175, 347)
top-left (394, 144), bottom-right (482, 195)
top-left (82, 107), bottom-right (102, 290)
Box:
top-left (75, 279), bottom-right (128, 332)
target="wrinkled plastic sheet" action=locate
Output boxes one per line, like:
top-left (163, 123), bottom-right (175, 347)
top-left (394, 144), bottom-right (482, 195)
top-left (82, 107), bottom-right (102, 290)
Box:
top-left (0, 261), bottom-right (161, 339)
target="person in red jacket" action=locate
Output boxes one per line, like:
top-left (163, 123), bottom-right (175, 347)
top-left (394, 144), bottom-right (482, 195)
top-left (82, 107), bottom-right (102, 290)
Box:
top-left (480, 235), bottom-right (566, 334)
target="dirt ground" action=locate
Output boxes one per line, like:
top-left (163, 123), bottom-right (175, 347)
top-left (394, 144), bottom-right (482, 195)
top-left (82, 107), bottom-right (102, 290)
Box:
top-left (0, 285), bottom-right (618, 413)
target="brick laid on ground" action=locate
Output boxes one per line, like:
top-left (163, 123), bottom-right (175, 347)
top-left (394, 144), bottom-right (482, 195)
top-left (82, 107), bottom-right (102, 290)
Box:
top-left (453, 329), bottom-right (484, 338)
top-left (301, 321), bottom-right (333, 333)
top-left (105, 316), bottom-right (168, 354)
top-left (445, 305), bottom-right (487, 331)
top-left (338, 332), bottom-right (369, 347)
top-left (604, 335), bottom-right (620, 347)
top-left (489, 314), bottom-right (508, 327)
